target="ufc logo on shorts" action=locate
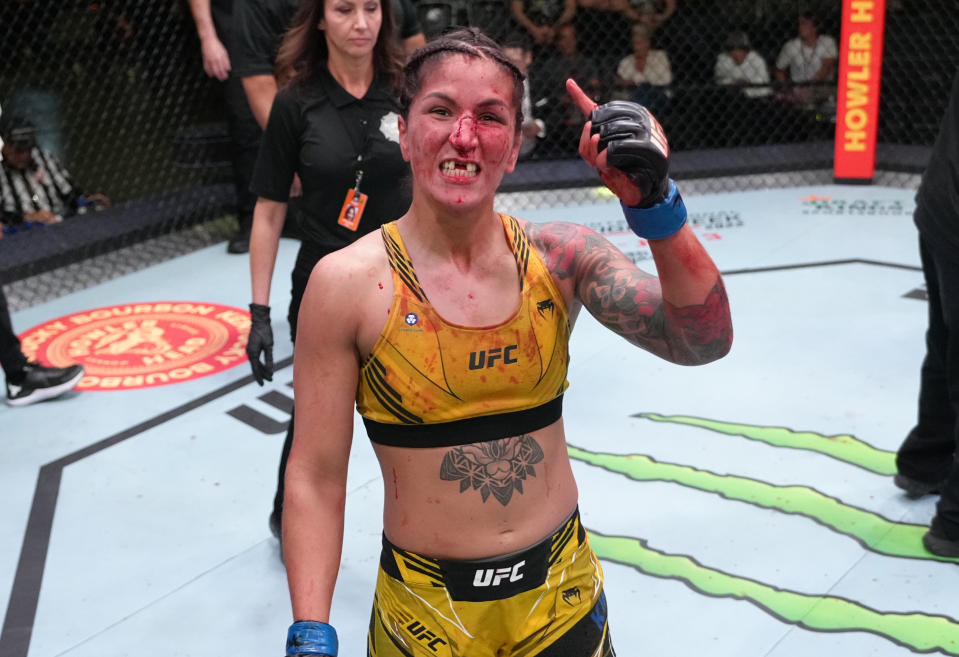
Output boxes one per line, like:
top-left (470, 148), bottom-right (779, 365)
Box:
top-left (473, 560), bottom-right (525, 587)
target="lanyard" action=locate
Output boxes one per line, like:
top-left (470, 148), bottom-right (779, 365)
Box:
top-left (334, 109), bottom-right (373, 194)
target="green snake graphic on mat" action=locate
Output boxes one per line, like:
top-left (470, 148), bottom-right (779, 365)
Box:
top-left (569, 414), bottom-right (959, 656)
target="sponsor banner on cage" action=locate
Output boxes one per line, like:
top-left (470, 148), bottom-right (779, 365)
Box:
top-left (834, 0), bottom-right (886, 181)
top-left (18, 302), bottom-right (250, 391)
top-left (799, 193), bottom-right (906, 215)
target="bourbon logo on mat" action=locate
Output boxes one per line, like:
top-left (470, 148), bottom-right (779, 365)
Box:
top-left (19, 302), bottom-right (250, 391)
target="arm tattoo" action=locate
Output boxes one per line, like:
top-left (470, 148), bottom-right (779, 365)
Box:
top-left (525, 221), bottom-right (591, 281)
top-left (527, 220), bottom-right (732, 365)
top-left (663, 281), bottom-right (732, 363)
top-left (439, 435), bottom-right (544, 506)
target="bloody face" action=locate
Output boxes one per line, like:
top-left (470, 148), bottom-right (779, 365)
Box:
top-left (399, 54), bottom-right (521, 214)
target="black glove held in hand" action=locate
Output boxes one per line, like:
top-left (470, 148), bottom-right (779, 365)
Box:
top-left (246, 303), bottom-right (274, 386)
top-left (590, 100), bottom-right (670, 208)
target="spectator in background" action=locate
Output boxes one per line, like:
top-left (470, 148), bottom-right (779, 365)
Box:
top-left (510, 0), bottom-right (577, 49)
top-left (774, 11), bottom-right (837, 107)
top-left (188, 0), bottom-right (261, 255)
top-left (714, 30), bottom-right (771, 98)
top-left (615, 22), bottom-right (671, 115)
top-left (574, 0), bottom-right (634, 63)
top-left (503, 32), bottom-right (547, 159)
top-left (0, 118), bottom-right (110, 234)
top-left (539, 21), bottom-right (603, 155)
top-left (629, 0), bottom-right (676, 35)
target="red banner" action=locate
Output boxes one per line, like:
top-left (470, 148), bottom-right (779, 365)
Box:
top-left (833, 0), bottom-right (886, 182)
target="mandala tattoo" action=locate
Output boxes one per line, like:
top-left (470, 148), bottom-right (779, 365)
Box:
top-left (439, 435), bottom-right (545, 506)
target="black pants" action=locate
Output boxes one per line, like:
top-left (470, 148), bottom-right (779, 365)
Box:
top-left (272, 242), bottom-right (334, 518)
top-left (0, 287), bottom-right (27, 382)
top-left (212, 5), bottom-right (260, 233)
top-left (897, 232), bottom-right (959, 539)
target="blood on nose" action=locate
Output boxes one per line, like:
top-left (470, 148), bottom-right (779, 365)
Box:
top-left (451, 115), bottom-right (477, 148)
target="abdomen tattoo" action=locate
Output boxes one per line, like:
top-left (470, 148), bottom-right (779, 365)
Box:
top-left (439, 435), bottom-right (545, 506)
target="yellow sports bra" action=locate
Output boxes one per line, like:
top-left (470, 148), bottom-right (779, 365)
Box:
top-left (356, 214), bottom-right (571, 448)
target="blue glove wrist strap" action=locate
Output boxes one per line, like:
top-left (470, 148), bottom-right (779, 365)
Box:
top-left (287, 621), bottom-right (338, 656)
top-left (620, 179), bottom-right (687, 240)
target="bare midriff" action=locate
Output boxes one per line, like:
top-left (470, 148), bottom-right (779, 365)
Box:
top-left (372, 418), bottom-right (579, 560)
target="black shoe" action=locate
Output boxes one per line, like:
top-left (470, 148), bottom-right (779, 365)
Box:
top-left (894, 473), bottom-right (943, 499)
top-left (6, 363), bottom-right (85, 407)
top-left (227, 233), bottom-right (250, 254)
top-left (923, 527), bottom-right (959, 558)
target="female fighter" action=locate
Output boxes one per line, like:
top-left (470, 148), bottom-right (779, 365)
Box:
top-left (281, 27), bottom-right (732, 657)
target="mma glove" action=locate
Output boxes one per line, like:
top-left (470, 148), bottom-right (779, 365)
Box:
top-left (590, 100), bottom-right (670, 208)
top-left (247, 302), bottom-right (274, 385)
top-left (591, 100), bottom-right (687, 239)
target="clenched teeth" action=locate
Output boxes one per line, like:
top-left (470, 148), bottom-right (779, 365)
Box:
top-left (440, 161), bottom-right (478, 177)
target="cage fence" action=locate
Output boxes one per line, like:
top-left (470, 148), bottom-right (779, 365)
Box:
top-left (0, 0), bottom-right (956, 306)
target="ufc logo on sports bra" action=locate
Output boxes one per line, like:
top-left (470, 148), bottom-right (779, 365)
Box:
top-left (468, 345), bottom-right (518, 370)
top-left (473, 560), bottom-right (525, 587)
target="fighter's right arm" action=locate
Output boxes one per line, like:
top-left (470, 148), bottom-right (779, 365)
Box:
top-left (283, 253), bottom-right (362, 624)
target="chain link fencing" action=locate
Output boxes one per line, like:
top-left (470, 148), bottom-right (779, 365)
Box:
top-left (1, 0), bottom-right (957, 307)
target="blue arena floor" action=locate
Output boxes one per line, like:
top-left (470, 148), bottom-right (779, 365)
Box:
top-left (3, 182), bottom-right (957, 657)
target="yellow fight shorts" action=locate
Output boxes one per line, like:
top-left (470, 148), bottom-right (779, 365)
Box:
top-left (368, 508), bottom-right (615, 657)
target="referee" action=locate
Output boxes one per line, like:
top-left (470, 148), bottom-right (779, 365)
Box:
top-left (0, 117), bottom-right (109, 231)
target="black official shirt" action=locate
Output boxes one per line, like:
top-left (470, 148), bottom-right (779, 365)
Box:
top-left (914, 68), bottom-right (959, 251)
top-left (232, 0), bottom-right (298, 78)
top-left (251, 67), bottom-right (412, 250)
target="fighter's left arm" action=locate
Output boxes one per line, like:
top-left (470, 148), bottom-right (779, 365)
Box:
top-left (536, 79), bottom-right (732, 365)
top-left (526, 219), bottom-right (732, 366)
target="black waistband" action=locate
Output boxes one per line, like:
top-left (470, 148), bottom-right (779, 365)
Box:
top-left (380, 507), bottom-right (585, 602)
top-left (365, 395), bottom-right (564, 448)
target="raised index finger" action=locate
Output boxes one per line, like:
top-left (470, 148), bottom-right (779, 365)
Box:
top-left (566, 78), bottom-right (597, 118)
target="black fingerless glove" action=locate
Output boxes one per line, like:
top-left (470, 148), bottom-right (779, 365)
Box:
top-left (247, 303), bottom-right (274, 386)
top-left (590, 100), bottom-right (670, 208)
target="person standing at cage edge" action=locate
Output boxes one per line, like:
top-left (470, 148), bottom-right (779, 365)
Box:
top-left (187, 0), bottom-right (262, 255)
top-left (245, 0), bottom-right (411, 544)
top-left (280, 28), bottom-right (731, 657)
top-left (894, 68), bottom-right (959, 558)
